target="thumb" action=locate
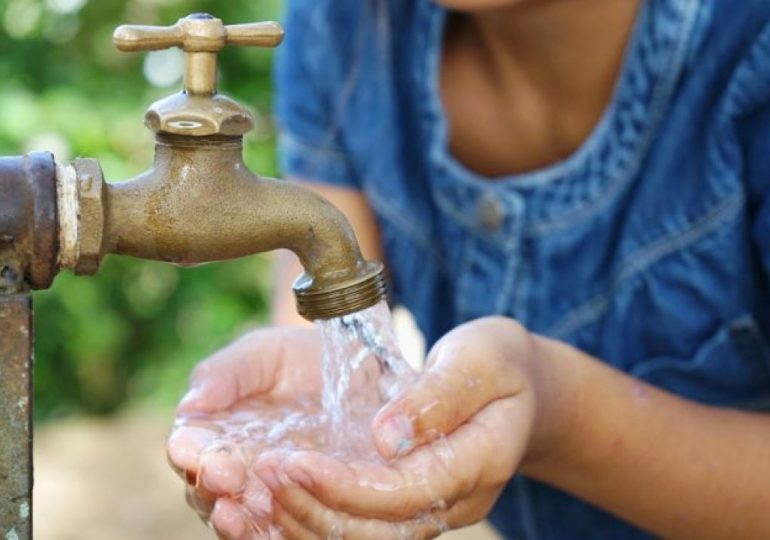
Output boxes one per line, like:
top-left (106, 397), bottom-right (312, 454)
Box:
top-left (177, 327), bottom-right (315, 414)
top-left (372, 318), bottom-right (528, 460)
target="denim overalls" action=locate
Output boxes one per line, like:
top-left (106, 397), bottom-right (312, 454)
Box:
top-left (275, 0), bottom-right (770, 537)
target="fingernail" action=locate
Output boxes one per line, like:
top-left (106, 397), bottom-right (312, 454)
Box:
top-left (179, 386), bottom-right (204, 408)
top-left (212, 499), bottom-right (247, 539)
top-left (200, 447), bottom-right (246, 494)
top-left (378, 414), bottom-right (414, 458)
top-left (255, 467), bottom-right (281, 490)
top-left (167, 427), bottom-right (216, 470)
top-left (245, 485), bottom-right (272, 515)
top-left (286, 466), bottom-right (313, 489)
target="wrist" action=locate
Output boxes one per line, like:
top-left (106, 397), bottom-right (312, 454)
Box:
top-left (519, 334), bottom-right (586, 474)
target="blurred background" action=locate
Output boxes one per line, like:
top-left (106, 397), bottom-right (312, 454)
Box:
top-left (1, 0), bottom-right (278, 536)
top-left (0, 0), bottom-right (498, 537)
top-left (0, 0), bottom-right (279, 420)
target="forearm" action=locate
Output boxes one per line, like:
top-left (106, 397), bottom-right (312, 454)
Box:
top-left (523, 335), bottom-right (770, 539)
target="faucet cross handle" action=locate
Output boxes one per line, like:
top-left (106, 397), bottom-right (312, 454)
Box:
top-left (114, 13), bottom-right (284, 95)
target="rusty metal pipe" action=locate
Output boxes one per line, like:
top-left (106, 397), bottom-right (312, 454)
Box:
top-left (0, 295), bottom-right (33, 540)
top-left (0, 153), bottom-right (59, 292)
top-left (0, 152), bottom-right (57, 540)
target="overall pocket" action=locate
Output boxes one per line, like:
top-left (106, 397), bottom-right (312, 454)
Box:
top-left (631, 314), bottom-right (770, 408)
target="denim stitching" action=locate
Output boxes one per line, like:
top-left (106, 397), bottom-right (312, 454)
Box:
top-left (314, 1), bottom-right (369, 162)
top-left (496, 246), bottom-right (521, 318)
top-left (630, 314), bottom-right (755, 377)
top-left (510, 246), bottom-right (531, 324)
top-left (455, 236), bottom-right (478, 322)
top-left (548, 191), bottom-right (744, 339)
top-left (279, 132), bottom-right (358, 186)
top-left (616, 192), bottom-right (744, 283)
top-left (279, 131), bottom-right (351, 161)
top-left (432, 188), bottom-right (476, 229)
top-left (721, 21), bottom-right (770, 119)
top-left (495, 203), bottom-right (526, 318)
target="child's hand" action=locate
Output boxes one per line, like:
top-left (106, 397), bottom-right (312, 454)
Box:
top-left (166, 326), bottom-right (323, 537)
top-left (253, 317), bottom-right (550, 538)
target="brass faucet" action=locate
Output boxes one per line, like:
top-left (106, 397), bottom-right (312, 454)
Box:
top-left (56, 13), bottom-right (385, 320)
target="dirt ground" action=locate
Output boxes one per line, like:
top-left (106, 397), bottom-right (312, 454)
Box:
top-left (33, 409), bottom-right (501, 540)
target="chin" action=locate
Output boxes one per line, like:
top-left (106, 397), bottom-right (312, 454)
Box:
top-left (433, 0), bottom-right (528, 10)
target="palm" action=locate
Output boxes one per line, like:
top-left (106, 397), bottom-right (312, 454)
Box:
top-left (166, 327), bottom-right (326, 531)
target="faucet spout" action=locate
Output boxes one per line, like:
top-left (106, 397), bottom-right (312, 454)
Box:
top-left (60, 135), bottom-right (385, 320)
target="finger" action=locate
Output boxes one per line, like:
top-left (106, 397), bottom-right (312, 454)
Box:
top-left (266, 478), bottom-right (443, 540)
top-left (185, 483), bottom-right (216, 524)
top-left (167, 425), bottom-right (218, 474)
top-left (264, 527), bottom-right (286, 540)
top-left (272, 500), bottom-right (320, 540)
top-left (239, 477), bottom-right (275, 535)
top-left (281, 453), bottom-right (422, 521)
top-left (178, 327), bottom-right (318, 414)
top-left (284, 395), bottom-right (528, 521)
top-left (440, 487), bottom-right (502, 531)
top-left (273, 474), bottom-right (501, 538)
top-left (198, 443), bottom-right (248, 495)
top-left (373, 318), bottom-right (531, 459)
top-left (211, 498), bottom-right (252, 540)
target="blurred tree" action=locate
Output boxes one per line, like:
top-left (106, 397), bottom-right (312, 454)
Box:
top-left (0, 0), bottom-right (283, 419)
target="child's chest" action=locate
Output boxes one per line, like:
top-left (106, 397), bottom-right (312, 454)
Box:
top-left (437, 13), bottom-right (622, 179)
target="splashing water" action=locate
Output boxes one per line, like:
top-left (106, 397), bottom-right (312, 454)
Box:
top-left (171, 301), bottom-right (453, 536)
top-left (318, 301), bottom-right (417, 458)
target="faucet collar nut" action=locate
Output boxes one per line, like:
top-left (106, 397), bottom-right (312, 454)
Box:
top-left (144, 92), bottom-right (254, 136)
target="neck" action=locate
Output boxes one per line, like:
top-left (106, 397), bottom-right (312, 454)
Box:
top-left (463, 0), bottom-right (642, 121)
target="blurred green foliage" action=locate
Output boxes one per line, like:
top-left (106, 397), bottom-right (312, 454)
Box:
top-left (0, 0), bottom-right (284, 419)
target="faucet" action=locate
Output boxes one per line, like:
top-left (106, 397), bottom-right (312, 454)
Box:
top-left (56, 13), bottom-right (385, 320)
top-left (0, 14), bottom-right (385, 536)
